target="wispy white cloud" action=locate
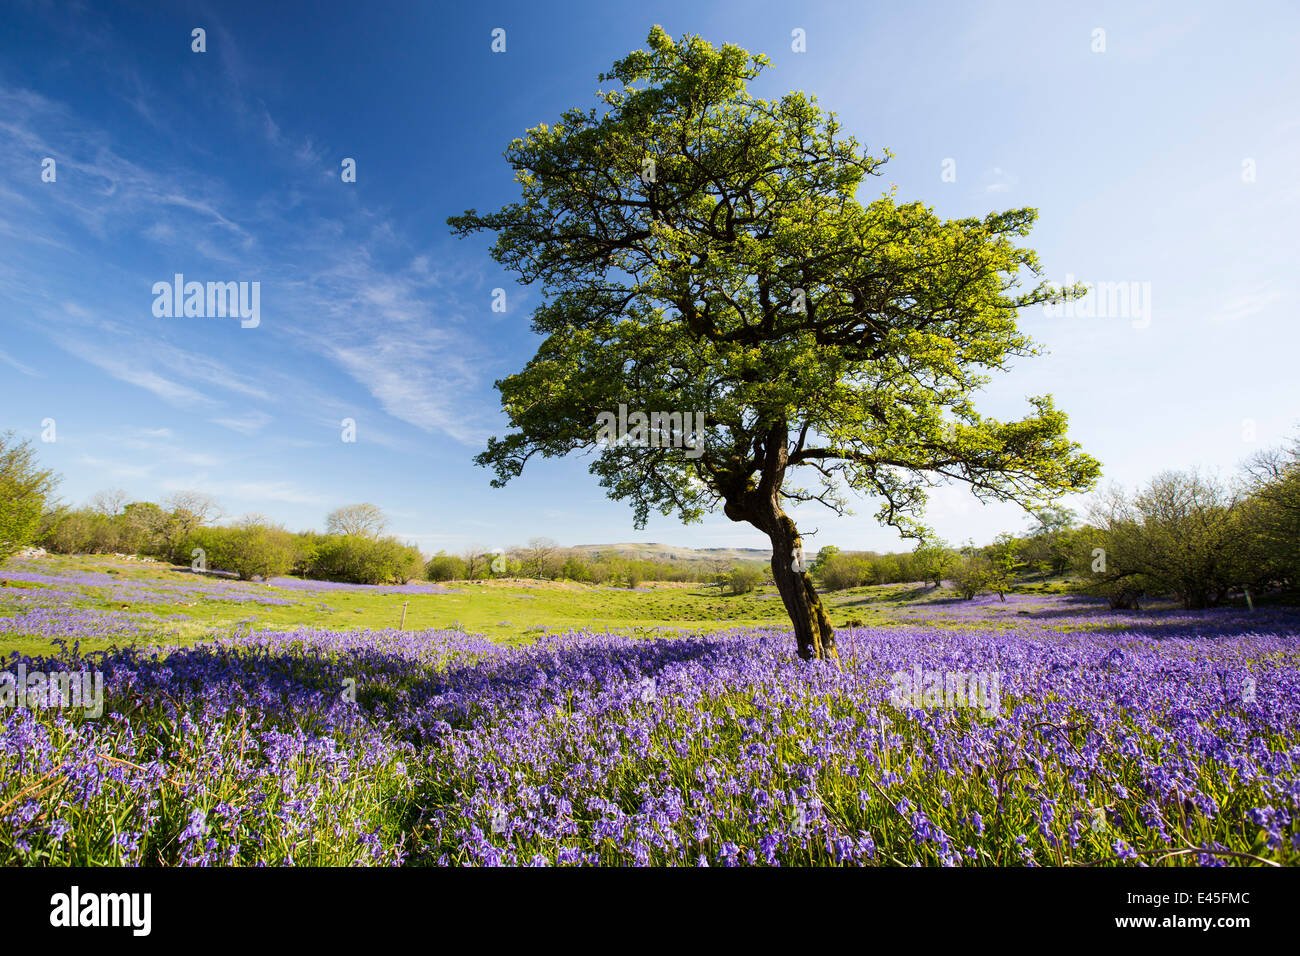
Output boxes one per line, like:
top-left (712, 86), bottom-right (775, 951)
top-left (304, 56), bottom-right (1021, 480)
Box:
top-left (55, 336), bottom-right (215, 407)
top-left (327, 337), bottom-right (489, 445)
top-left (0, 78), bottom-right (492, 453)
top-left (1215, 286), bottom-right (1288, 324)
top-left (224, 480), bottom-right (329, 506)
top-left (77, 454), bottom-right (153, 480)
top-left (149, 343), bottom-right (272, 403)
top-left (0, 348), bottom-right (39, 377)
top-left (211, 411), bottom-right (272, 435)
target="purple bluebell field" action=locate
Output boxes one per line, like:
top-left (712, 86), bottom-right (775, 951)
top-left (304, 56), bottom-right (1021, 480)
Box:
top-left (2, 2), bottom-right (1298, 884)
top-left (3, 589), bottom-right (1297, 866)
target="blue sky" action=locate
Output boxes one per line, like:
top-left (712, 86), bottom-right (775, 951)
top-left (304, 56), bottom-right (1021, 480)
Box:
top-left (2, 0), bottom-right (1297, 556)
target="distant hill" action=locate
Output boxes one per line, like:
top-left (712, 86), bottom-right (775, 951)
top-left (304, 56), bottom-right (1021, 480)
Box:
top-left (568, 542), bottom-right (771, 563)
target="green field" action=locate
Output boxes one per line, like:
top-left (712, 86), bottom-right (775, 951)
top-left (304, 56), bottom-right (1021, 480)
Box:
top-left (0, 554), bottom-right (1107, 665)
top-left (0, 552), bottom-right (1087, 657)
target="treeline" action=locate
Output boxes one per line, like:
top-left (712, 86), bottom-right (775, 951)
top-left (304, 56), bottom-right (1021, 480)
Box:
top-left (426, 537), bottom-right (762, 588)
top-left (809, 435), bottom-right (1300, 610)
top-left (9, 469), bottom-right (754, 587)
top-left (4, 429), bottom-right (1297, 605)
top-left (808, 544), bottom-right (938, 591)
top-left (187, 524), bottom-right (425, 585)
top-left (10, 473), bottom-right (746, 587)
top-left (31, 492), bottom-right (425, 585)
top-left (1071, 446), bottom-right (1299, 609)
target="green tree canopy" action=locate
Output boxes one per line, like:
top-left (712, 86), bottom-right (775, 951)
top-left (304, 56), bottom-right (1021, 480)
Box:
top-left (451, 28), bottom-right (1099, 658)
top-left (0, 431), bottom-right (59, 564)
top-left (912, 537), bottom-right (954, 588)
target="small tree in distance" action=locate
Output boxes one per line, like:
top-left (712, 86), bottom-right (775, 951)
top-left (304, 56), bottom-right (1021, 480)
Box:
top-left (88, 488), bottom-right (129, 518)
top-left (520, 537), bottom-right (559, 579)
top-left (0, 432), bottom-right (58, 565)
top-left (326, 503), bottom-right (389, 538)
top-left (426, 552), bottom-right (468, 582)
top-left (1082, 472), bottom-right (1250, 610)
top-left (461, 545), bottom-right (493, 580)
top-left (809, 545), bottom-right (840, 579)
top-left (951, 553), bottom-right (994, 600)
top-left (913, 538), bottom-right (954, 588)
top-left (986, 533), bottom-right (1022, 601)
top-left (159, 491), bottom-right (222, 562)
top-left (726, 564), bottom-right (764, 595)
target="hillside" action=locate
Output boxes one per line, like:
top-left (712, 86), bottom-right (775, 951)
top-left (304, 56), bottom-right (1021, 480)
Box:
top-left (567, 542), bottom-right (771, 563)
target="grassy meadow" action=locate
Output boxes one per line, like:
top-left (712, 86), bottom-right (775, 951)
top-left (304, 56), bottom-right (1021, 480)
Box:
top-left (0, 551), bottom-right (1063, 657)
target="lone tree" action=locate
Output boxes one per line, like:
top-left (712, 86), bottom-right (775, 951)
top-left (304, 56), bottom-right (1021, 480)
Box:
top-left (325, 503), bottom-right (389, 538)
top-left (451, 28), bottom-right (1099, 660)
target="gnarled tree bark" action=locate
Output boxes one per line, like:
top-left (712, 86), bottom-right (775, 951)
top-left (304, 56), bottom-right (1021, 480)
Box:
top-left (722, 423), bottom-right (837, 661)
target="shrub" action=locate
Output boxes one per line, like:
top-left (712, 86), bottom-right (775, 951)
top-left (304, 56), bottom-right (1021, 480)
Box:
top-left (809, 546), bottom-right (840, 578)
top-left (308, 534), bottom-right (424, 585)
top-left (38, 508), bottom-right (98, 555)
top-left (892, 551), bottom-right (918, 583)
top-left (190, 521), bottom-right (296, 581)
top-left (229, 523), bottom-right (296, 581)
top-left (869, 555), bottom-right (901, 585)
top-left (288, 532), bottom-right (325, 578)
top-left (426, 552), bottom-right (467, 582)
top-left (818, 554), bottom-right (870, 591)
top-left (560, 555), bottom-right (593, 582)
top-left (950, 554), bottom-right (994, 600)
top-left (726, 564), bottom-right (764, 595)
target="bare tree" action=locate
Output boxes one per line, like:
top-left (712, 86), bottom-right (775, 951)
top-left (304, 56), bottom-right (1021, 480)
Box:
top-left (235, 511), bottom-right (276, 528)
top-left (157, 491), bottom-right (222, 561)
top-left (705, 555), bottom-right (732, 590)
top-left (89, 488), bottom-right (129, 517)
top-left (520, 537), bottom-right (559, 579)
top-left (325, 503), bottom-right (389, 537)
top-left (462, 545), bottom-right (491, 579)
top-left (164, 491), bottom-right (222, 526)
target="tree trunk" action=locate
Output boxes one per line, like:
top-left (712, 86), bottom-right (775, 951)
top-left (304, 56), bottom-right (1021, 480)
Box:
top-left (749, 502), bottom-right (837, 661)
top-left (720, 423), bottom-right (836, 661)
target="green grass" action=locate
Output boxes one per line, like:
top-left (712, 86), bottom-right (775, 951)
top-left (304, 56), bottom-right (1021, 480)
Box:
top-left (0, 553), bottom-right (1085, 657)
top-left (0, 554), bottom-right (788, 655)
